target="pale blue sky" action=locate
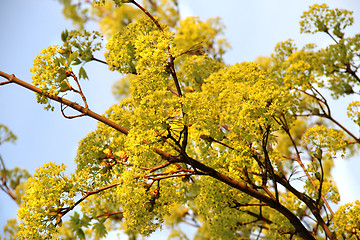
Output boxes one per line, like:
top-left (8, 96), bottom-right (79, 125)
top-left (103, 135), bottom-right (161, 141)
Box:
top-left (0, 0), bottom-right (359, 239)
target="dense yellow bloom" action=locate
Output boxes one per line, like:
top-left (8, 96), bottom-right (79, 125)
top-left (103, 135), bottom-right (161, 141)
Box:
top-left (12, 2), bottom-right (360, 239)
top-left (17, 163), bottom-right (73, 239)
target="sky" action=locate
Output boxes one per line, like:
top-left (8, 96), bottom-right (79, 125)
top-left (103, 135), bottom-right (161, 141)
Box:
top-left (0, 0), bottom-right (359, 239)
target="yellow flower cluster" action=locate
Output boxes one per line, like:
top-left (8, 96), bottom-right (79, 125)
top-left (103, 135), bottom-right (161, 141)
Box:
top-left (105, 16), bottom-right (172, 75)
top-left (93, 0), bottom-right (129, 7)
top-left (333, 201), bottom-right (360, 238)
top-left (174, 17), bottom-right (229, 60)
top-left (302, 125), bottom-right (347, 157)
top-left (347, 101), bottom-right (360, 125)
top-left (30, 29), bottom-right (103, 110)
top-left (16, 2), bottom-right (360, 239)
top-left (17, 163), bottom-right (74, 239)
top-left (30, 45), bottom-right (62, 111)
top-left (300, 4), bottom-right (353, 35)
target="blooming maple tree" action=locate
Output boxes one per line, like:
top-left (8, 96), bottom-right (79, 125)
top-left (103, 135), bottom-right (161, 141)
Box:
top-left (1, 1), bottom-right (360, 239)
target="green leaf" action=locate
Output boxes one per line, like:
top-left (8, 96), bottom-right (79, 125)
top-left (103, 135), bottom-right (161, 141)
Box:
top-left (76, 228), bottom-right (85, 240)
top-left (79, 66), bottom-right (88, 80)
top-left (93, 220), bottom-right (107, 240)
top-left (48, 211), bottom-right (58, 216)
top-left (0, 124), bottom-right (17, 145)
top-left (80, 48), bottom-right (93, 62)
top-left (68, 51), bottom-right (80, 64)
top-left (313, 148), bottom-right (323, 160)
top-left (58, 48), bottom-right (71, 56)
top-left (57, 72), bottom-right (67, 84)
top-left (72, 58), bottom-right (82, 65)
top-left (73, 42), bottom-right (82, 50)
top-left (59, 81), bottom-right (71, 92)
top-left (61, 29), bottom-right (69, 42)
top-left (54, 57), bottom-right (60, 67)
top-left (80, 214), bottom-right (91, 228)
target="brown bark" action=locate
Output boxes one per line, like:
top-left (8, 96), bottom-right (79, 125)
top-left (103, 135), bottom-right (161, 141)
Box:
top-left (0, 71), bottom-right (129, 135)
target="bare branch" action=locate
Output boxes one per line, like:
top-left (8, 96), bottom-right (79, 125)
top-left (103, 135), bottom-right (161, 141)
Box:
top-left (60, 102), bottom-right (86, 119)
top-left (0, 80), bottom-right (12, 85)
top-left (167, 85), bottom-right (180, 97)
top-left (0, 71), bottom-right (129, 135)
top-left (96, 210), bottom-right (123, 219)
top-left (0, 154), bottom-right (19, 206)
top-left (67, 70), bottom-right (88, 109)
top-left (150, 172), bottom-right (194, 181)
top-left (92, 57), bottom-right (108, 65)
top-left (130, 0), bottom-right (163, 31)
top-left (55, 183), bottom-right (120, 226)
top-left (278, 114), bottom-right (334, 217)
top-left (148, 161), bottom-right (174, 173)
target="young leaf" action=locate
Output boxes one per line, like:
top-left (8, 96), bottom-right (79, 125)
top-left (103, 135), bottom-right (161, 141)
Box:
top-left (61, 29), bottom-right (69, 42)
top-left (59, 81), bottom-right (71, 92)
top-left (73, 42), bottom-right (82, 50)
top-left (72, 58), bottom-right (82, 65)
top-left (80, 48), bottom-right (93, 62)
top-left (79, 66), bottom-right (88, 80)
top-left (93, 220), bottom-right (107, 239)
top-left (68, 51), bottom-right (80, 64)
top-left (76, 229), bottom-right (85, 240)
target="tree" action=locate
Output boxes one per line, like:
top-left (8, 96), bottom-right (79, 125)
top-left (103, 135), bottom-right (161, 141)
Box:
top-left (1, 0), bottom-right (360, 239)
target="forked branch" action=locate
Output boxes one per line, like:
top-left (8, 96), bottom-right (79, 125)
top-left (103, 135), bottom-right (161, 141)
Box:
top-left (54, 183), bottom-right (120, 226)
top-left (0, 71), bottom-right (129, 135)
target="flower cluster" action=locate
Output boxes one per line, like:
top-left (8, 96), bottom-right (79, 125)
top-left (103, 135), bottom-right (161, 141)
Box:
top-left (17, 163), bottom-right (74, 239)
top-left (300, 4), bottom-right (353, 35)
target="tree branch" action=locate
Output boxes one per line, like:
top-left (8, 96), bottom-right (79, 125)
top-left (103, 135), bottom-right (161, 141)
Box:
top-left (0, 154), bottom-right (20, 206)
top-left (274, 175), bottom-right (336, 240)
top-left (92, 57), bottom-right (108, 65)
top-left (55, 183), bottom-right (120, 226)
top-left (0, 71), bottom-right (129, 135)
top-left (278, 113), bottom-right (335, 217)
top-left (262, 125), bottom-right (279, 203)
top-left (96, 210), bottom-right (123, 219)
top-left (182, 154), bottom-right (316, 240)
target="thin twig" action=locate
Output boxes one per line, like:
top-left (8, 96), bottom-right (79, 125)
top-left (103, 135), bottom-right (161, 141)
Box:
top-left (150, 172), bottom-right (195, 181)
top-left (60, 102), bottom-right (86, 119)
top-left (0, 155), bottom-right (19, 205)
top-left (0, 80), bottom-right (11, 85)
top-left (0, 154), bottom-right (7, 184)
top-left (279, 114), bottom-right (334, 216)
top-left (96, 210), bottom-right (123, 218)
top-left (67, 71), bottom-right (88, 110)
top-left (310, 86), bottom-right (331, 116)
top-left (262, 125), bottom-right (279, 203)
top-left (324, 30), bottom-right (339, 44)
top-left (55, 183), bottom-right (120, 226)
top-left (92, 57), bottom-right (108, 65)
top-left (167, 85), bottom-right (180, 97)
